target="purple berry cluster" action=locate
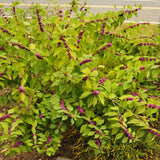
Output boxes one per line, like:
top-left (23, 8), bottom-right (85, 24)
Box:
top-left (59, 34), bottom-right (73, 60)
top-left (119, 115), bottom-right (134, 140)
top-left (124, 23), bottom-right (149, 32)
top-left (131, 92), bottom-right (139, 97)
top-left (148, 95), bottom-right (160, 101)
top-left (106, 31), bottom-right (127, 39)
top-left (0, 27), bottom-right (14, 36)
top-left (96, 43), bottom-right (112, 54)
top-left (92, 90), bottom-right (100, 95)
top-left (76, 106), bottom-right (103, 136)
top-left (0, 70), bottom-right (7, 77)
top-left (59, 10), bottom-right (63, 20)
top-left (83, 76), bottom-right (89, 81)
top-left (40, 114), bottom-right (43, 119)
top-left (145, 104), bottom-right (160, 110)
top-left (61, 100), bottom-right (72, 117)
top-left (36, 53), bottom-right (43, 59)
top-left (80, 59), bottom-right (92, 65)
top-left (18, 86), bottom-right (25, 94)
top-left (8, 116), bottom-right (20, 135)
top-left (0, 9), bottom-right (9, 23)
top-left (77, 105), bottom-right (85, 116)
top-left (32, 133), bottom-right (37, 145)
top-left (77, 29), bottom-right (85, 48)
top-left (67, 1), bottom-right (76, 18)
top-left (119, 7), bottom-right (141, 17)
top-left (88, 121), bottom-right (103, 136)
top-left (91, 68), bottom-right (97, 72)
top-left (0, 47), bottom-right (4, 50)
top-left (12, 43), bottom-right (30, 51)
top-left (138, 43), bottom-right (159, 46)
top-left (148, 127), bottom-right (160, 137)
top-left (126, 97), bottom-right (134, 101)
top-left (95, 138), bottom-right (101, 149)
top-left (45, 135), bottom-right (52, 149)
top-left (83, 16), bottom-right (108, 25)
top-left (65, 23), bottom-right (69, 29)
top-left (139, 57), bottom-right (156, 61)
top-left (80, 2), bottom-right (87, 11)
top-left (140, 66), bottom-right (145, 70)
top-left (0, 114), bottom-right (10, 121)
top-left (11, 141), bottom-right (22, 148)
top-left (100, 22), bottom-right (107, 35)
top-left (139, 35), bottom-right (154, 39)
top-left (13, 6), bottom-right (16, 15)
top-left (12, 6), bottom-right (19, 24)
top-left (99, 77), bottom-right (106, 84)
top-left (36, 9), bottom-right (44, 32)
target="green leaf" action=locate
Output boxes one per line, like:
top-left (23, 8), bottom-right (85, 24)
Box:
top-left (104, 80), bottom-right (111, 93)
top-left (111, 123), bottom-right (121, 128)
top-left (80, 124), bottom-right (87, 133)
top-left (136, 106), bottom-right (145, 114)
top-left (80, 91), bottom-right (91, 99)
top-left (108, 93), bottom-right (116, 99)
top-left (122, 137), bottom-right (128, 143)
top-left (86, 79), bottom-right (92, 89)
top-left (98, 93), bottom-right (105, 105)
top-left (136, 129), bottom-right (145, 139)
top-left (110, 107), bottom-right (119, 111)
top-left (127, 119), bottom-right (140, 124)
top-left (115, 132), bottom-right (124, 140)
top-left (93, 96), bottom-right (97, 106)
top-left (105, 112), bottom-right (118, 116)
top-left (123, 81), bottom-right (131, 90)
top-left (88, 140), bottom-right (99, 149)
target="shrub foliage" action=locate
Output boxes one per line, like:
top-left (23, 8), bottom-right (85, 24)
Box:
top-left (0, 0), bottom-right (160, 158)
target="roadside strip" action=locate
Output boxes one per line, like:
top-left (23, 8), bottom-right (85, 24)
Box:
top-left (0, 3), bottom-right (160, 10)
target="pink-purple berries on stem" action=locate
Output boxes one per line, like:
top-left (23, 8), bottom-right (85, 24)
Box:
top-left (1, 27), bottom-right (14, 36)
top-left (40, 114), bottom-right (43, 119)
top-left (8, 116), bottom-right (20, 135)
top-left (148, 127), bottom-right (160, 137)
top-left (45, 135), bottom-right (51, 149)
top-left (18, 86), bottom-right (25, 94)
top-left (92, 91), bottom-right (100, 95)
top-left (77, 105), bottom-right (86, 116)
top-left (36, 9), bottom-right (44, 32)
top-left (0, 47), bottom-right (4, 51)
top-left (11, 141), bottom-right (22, 148)
top-left (36, 53), bottom-right (43, 59)
top-left (119, 115), bottom-right (134, 140)
top-left (80, 59), bottom-right (92, 65)
top-left (140, 66), bottom-right (145, 71)
top-left (146, 104), bottom-right (160, 110)
top-left (0, 9), bottom-right (9, 23)
top-left (0, 114), bottom-right (10, 121)
top-left (95, 138), bottom-right (101, 149)
top-left (0, 70), bottom-right (7, 77)
top-left (124, 22), bottom-right (149, 32)
top-left (61, 100), bottom-right (72, 117)
top-left (99, 77), bottom-right (106, 84)
top-left (12, 43), bottom-right (30, 51)
top-left (59, 34), bottom-right (73, 60)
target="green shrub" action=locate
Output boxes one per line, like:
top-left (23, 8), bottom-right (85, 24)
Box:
top-left (0, 0), bottom-right (160, 158)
